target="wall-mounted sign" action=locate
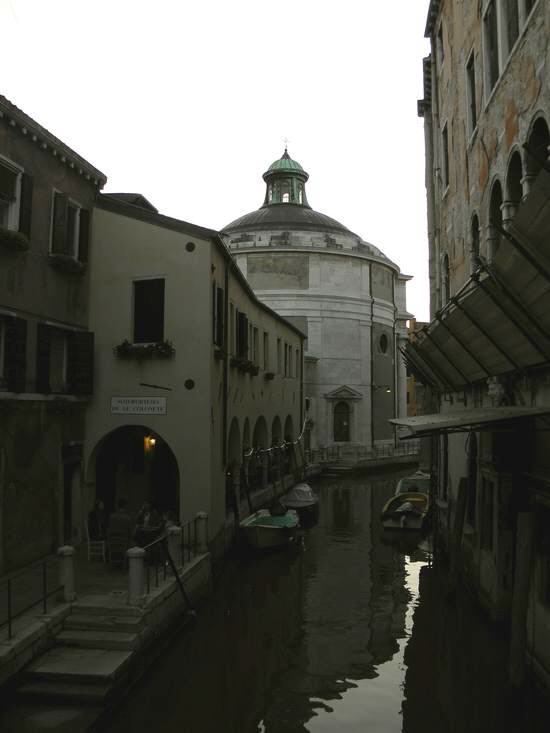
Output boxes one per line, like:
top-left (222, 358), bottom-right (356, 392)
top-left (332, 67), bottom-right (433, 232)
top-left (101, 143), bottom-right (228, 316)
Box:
top-left (111, 397), bottom-right (167, 415)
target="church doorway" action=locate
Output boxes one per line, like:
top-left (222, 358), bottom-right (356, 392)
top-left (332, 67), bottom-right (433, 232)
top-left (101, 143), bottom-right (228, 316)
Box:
top-left (333, 401), bottom-right (350, 442)
top-left (93, 426), bottom-right (179, 521)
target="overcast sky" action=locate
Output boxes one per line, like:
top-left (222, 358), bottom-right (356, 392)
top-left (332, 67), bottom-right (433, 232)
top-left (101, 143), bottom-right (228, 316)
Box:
top-left (2, 0), bottom-right (431, 320)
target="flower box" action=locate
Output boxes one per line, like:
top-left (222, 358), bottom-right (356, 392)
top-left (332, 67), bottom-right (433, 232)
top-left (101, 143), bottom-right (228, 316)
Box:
top-left (114, 340), bottom-right (175, 360)
top-left (0, 228), bottom-right (29, 252)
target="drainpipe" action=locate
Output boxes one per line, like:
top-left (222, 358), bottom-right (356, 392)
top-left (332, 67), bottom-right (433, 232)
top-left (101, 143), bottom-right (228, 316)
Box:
top-left (370, 266), bottom-right (375, 449)
top-left (222, 259), bottom-right (229, 465)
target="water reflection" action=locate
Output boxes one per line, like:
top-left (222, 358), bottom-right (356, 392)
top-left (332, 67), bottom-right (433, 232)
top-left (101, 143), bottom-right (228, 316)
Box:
top-left (97, 471), bottom-right (547, 733)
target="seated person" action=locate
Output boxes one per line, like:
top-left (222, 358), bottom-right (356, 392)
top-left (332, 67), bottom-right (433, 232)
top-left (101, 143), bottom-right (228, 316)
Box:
top-left (108, 499), bottom-right (133, 542)
top-left (135, 501), bottom-right (162, 546)
top-left (88, 499), bottom-right (106, 540)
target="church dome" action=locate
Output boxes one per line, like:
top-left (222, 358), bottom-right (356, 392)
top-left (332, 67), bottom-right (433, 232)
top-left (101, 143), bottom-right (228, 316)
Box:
top-left (222, 148), bottom-right (353, 236)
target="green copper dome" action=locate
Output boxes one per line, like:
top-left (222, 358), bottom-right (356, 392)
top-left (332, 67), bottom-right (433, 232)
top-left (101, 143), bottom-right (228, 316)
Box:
top-left (261, 148), bottom-right (310, 207)
top-left (266, 148), bottom-right (305, 174)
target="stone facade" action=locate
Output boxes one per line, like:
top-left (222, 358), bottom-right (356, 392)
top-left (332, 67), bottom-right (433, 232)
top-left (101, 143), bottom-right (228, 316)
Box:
top-left (223, 152), bottom-right (411, 452)
top-left (415, 0), bottom-right (550, 692)
top-left (85, 195), bottom-right (304, 559)
top-left (0, 95), bottom-right (105, 572)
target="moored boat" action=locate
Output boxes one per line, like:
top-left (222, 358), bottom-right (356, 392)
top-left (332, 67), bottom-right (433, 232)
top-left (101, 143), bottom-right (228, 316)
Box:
top-left (240, 509), bottom-right (300, 549)
top-left (281, 482), bottom-right (319, 523)
top-left (381, 491), bottom-right (430, 531)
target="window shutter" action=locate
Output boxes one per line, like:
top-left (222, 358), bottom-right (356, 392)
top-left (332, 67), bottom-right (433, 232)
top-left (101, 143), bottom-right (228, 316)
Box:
top-left (78, 208), bottom-right (90, 262)
top-left (238, 313), bottom-right (248, 357)
top-left (51, 192), bottom-right (68, 254)
top-left (67, 331), bottom-right (94, 395)
top-left (212, 282), bottom-right (216, 343)
top-left (216, 286), bottom-right (224, 347)
top-left (18, 173), bottom-right (33, 238)
top-left (4, 317), bottom-right (27, 392)
top-left (35, 323), bottom-right (51, 393)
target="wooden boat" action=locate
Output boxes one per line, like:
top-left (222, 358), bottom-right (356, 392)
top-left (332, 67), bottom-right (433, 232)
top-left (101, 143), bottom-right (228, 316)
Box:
top-left (281, 482), bottom-right (319, 523)
top-left (381, 491), bottom-right (430, 531)
top-left (240, 509), bottom-right (300, 549)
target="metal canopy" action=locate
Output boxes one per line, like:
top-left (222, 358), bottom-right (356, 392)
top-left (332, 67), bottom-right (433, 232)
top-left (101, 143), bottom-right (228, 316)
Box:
top-left (390, 406), bottom-right (550, 439)
top-left (406, 166), bottom-right (550, 391)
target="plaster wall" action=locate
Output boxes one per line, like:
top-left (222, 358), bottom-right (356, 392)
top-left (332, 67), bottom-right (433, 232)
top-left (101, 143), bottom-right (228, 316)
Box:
top-left (85, 207), bottom-right (214, 528)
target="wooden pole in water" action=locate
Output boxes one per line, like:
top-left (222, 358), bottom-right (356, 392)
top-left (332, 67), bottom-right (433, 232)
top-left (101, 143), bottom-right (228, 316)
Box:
top-left (509, 511), bottom-right (534, 687)
top-left (449, 478), bottom-right (468, 585)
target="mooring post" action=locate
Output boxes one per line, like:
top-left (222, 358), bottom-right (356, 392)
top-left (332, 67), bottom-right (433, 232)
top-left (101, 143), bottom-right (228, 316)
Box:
top-left (127, 546), bottom-right (145, 605)
top-left (57, 545), bottom-right (76, 602)
top-left (195, 512), bottom-right (209, 554)
top-left (509, 511), bottom-right (534, 687)
top-left (167, 525), bottom-right (183, 568)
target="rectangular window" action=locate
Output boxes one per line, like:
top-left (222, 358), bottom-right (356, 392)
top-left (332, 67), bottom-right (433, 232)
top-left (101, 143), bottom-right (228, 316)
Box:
top-left (253, 327), bottom-right (259, 365)
top-left (0, 316), bottom-right (27, 392)
top-left (263, 331), bottom-right (269, 370)
top-left (237, 312), bottom-right (248, 358)
top-left (506, 0), bottom-right (520, 52)
top-left (466, 53), bottom-right (477, 134)
top-left (277, 338), bottom-right (282, 374)
top-left (480, 476), bottom-right (495, 550)
top-left (484, 1), bottom-right (500, 92)
top-left (215, 286), bottom-right (224, 347)
top-left (50, 191), bottom-right (89, 261)
top-left (133, 278), bottom-right (165, 343)
top-left (436, 23), bottom-right (444, 68)
top-left (442, 123), bottom-right (450, 189)
top-left (229, 304), bottom-right (235, 355)
top-left (295, 348), bottom-right (300, 379)
top-left (36, 324), bottom-right (93, 395)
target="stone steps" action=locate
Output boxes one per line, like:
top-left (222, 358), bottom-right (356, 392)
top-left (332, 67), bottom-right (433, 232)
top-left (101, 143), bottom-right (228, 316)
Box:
top-left (17, 679), bottom-right (112, 704)
top-left (25, 646), bottom-right (132, 685)
top-left (64, 613), bottom-right (144, 634)
top-left (57, 629), bottom-right (140, 651)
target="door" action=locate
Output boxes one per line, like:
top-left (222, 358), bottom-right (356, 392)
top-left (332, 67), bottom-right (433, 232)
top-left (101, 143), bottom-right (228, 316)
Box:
top-left (333, 401), bottom-right (350, 442)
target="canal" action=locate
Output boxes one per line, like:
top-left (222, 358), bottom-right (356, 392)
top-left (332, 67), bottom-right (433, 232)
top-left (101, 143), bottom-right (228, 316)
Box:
top-left (97, 469), bottom-right (547, 733)
top-left (2, 469), bottom-right (548, 732)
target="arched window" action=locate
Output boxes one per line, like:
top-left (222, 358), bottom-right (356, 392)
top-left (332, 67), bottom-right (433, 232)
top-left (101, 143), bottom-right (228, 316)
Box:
top-left (470, 214), bottom-right (480, 273)
top-left (333, 402), bottom-right (350, 442)
top-left (506, 151), bottom-right (523, 206)
top-left (442, 253), bottom-right (451, 304)
top-left (488, 181), bottom-right (503, 259)
top-left (526, 116), bottom-right (550, 178)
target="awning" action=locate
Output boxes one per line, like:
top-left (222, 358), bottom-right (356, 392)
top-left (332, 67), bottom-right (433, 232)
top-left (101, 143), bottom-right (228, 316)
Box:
top-left (390, 406), bottom-right (550, 439)
top-left (404, 165), bottom-right (550, 391)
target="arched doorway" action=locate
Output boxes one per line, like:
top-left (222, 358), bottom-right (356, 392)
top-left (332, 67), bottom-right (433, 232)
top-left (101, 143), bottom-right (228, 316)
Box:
top-left (93, 426), bottom-right (179, 521)
top-left (271, 416), bottom-right (282, 445)
top-left (333, 401), bottom-right (350, 442)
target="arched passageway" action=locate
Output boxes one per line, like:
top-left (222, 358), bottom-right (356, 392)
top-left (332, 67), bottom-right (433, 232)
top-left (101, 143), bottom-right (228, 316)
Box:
top-left (93, 425), bottom-right (179, 520)
top-left (271, 416), bottom-right (282, 445)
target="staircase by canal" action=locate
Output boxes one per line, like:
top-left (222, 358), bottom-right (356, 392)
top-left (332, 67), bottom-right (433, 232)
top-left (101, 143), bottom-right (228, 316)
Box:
top-left (17, 599), bottom-right (148, 704)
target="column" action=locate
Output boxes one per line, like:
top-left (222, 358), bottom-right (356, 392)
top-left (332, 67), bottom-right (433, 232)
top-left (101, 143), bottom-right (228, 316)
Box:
top-left (57, 545), bottom-right (76, 603)
top-left (127, 547), bottom-right (145, 606)
top-left (195, 511), bottom-right (209, 554)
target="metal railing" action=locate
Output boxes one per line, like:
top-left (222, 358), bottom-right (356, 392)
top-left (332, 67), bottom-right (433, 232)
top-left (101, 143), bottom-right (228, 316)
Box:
top-left (305, 439), bottom-right (421, 466)
top-left (0, 554), bottom-right (62, 640)
top-left (143, 516), bottom-right (202, 595)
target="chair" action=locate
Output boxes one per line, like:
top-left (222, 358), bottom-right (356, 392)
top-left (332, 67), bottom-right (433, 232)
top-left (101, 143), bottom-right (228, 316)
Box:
top-left (84, 518), bottom-right (106, 562)
top-left (107, 529), bottom-right (130, 567)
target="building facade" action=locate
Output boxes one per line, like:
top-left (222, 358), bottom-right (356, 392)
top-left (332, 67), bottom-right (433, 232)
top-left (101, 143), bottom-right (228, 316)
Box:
top-left (0, 95), bottom-right (105, 573)
top-left (402, 0), bottom-right (550, 692)
top-left (222, 150), bottom-right (411, 455)
top-left (85, 194), bottom-right (304, 558)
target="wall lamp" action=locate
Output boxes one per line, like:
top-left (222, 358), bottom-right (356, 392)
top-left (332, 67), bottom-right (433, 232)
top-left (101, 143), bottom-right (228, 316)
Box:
top-left (373, 385), bottom-right (392, 393)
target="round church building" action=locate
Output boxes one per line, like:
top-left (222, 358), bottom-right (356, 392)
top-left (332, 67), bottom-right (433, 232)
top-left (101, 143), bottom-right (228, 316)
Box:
top-left (222, 149), bottom-right (412, 454)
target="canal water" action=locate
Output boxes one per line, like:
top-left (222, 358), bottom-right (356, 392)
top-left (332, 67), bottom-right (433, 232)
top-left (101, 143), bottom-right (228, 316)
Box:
top-left (97, 469), bottom-right (547, 733)
top-left (2, 470), bottom-right (548, 732)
